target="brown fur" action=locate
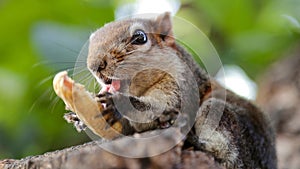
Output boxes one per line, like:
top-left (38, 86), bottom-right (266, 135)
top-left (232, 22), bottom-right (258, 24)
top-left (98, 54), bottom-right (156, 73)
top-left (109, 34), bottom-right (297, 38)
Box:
top-left (86, 12), bottom-right (277, 168)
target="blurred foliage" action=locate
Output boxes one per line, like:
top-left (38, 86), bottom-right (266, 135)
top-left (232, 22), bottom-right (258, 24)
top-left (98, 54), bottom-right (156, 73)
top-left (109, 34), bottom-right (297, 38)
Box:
top-left (0, 0), bottom-right (299, 159)
top-left (0, 0), bottom-right (115, 159)
top-left (178, 0), bottom-right (300, 77)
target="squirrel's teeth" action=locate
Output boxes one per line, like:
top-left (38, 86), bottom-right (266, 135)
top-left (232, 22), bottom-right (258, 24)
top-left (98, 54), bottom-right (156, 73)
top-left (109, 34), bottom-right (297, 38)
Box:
top-left (99, 84), bottom-right (111, 94)
top-left (98, 80), bottom-right (120, 94)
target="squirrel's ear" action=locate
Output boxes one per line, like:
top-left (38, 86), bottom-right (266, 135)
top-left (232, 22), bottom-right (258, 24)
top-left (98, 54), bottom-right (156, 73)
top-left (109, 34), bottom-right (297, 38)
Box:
top-left (155, 12), bottom-right (175, 46)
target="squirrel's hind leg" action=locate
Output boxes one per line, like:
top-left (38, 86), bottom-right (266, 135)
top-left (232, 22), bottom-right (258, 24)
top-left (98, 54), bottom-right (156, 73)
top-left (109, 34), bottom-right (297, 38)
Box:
top-left (192, 98), bottom-right (240, 168)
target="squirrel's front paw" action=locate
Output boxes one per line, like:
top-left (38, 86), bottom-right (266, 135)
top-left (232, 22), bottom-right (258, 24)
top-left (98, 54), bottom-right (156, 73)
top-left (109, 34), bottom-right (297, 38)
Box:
top-left (96, 92), bottom-right (122, 128)
top-left (63, 112), bottom-right (87, 132)
top-left (158, 109), bottom-right (179, 129)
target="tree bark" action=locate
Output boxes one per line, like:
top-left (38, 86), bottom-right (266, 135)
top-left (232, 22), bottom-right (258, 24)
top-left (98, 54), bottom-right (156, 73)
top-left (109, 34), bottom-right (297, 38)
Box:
top-left (0, 128), bottom-right (223, 169)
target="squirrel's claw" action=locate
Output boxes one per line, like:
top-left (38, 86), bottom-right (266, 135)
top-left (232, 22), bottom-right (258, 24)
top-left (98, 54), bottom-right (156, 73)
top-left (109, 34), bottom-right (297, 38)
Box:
top-left (96, 92), bottom-right (122, 128)
top-left (63, 112), bottom-right (87, 132)
top-left (158, 109), bottom-right (179, 129)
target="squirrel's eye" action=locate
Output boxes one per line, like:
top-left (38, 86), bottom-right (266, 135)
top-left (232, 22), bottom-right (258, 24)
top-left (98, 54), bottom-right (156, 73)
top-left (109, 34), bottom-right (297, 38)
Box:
top-left (131, 30), bottom-right (147, 45)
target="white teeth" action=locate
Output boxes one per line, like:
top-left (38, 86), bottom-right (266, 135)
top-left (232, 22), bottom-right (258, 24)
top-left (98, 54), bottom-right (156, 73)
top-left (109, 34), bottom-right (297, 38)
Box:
top-left (108, 85), bottom-right (116, 93)
top-left (99, 84), bottom-right (111, 94)
top-left (88, 68), bottom-right (119, 94)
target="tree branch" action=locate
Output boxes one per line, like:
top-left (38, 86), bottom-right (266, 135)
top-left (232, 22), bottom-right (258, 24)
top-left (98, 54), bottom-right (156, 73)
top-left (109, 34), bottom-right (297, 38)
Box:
top-left (0, 128), bottom-right (223, 169)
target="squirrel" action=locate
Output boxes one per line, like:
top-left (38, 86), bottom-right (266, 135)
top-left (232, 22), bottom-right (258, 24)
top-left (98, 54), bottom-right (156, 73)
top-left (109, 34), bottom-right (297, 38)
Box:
top-left (68, 12), bottom-right (277, 168)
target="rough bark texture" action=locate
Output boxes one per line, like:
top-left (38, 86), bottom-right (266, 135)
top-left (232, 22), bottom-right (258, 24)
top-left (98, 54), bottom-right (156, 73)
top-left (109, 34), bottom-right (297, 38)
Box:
top-left (256, 44), bottom-right (300, 169)
top-left (0, 128), bottom-right (224, 169)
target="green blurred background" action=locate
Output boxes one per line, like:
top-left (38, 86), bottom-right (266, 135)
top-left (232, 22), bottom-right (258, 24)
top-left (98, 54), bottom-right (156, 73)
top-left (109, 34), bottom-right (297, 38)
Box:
top-left (0, 0), bottom-right (299, 159)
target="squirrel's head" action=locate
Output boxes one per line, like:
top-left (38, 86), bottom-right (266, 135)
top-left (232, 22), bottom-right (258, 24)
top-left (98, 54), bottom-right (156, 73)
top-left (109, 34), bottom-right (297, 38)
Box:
top-left (87, 12), bottom-right (183, 90)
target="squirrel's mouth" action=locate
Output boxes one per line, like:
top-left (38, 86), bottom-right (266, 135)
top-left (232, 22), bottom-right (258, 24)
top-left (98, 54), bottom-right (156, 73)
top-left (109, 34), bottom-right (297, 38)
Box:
top-left (99, 81), bottom-right (120, 94)
top-left (97, 73), bottom-right (121, 94)
top-left (97, 72), bottom-right (112, 84)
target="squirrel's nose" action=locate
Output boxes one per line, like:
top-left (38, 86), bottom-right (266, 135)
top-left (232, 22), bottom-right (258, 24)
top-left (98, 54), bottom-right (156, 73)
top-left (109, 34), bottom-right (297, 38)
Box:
top-left (97, 59), bottom-right (107, 72)
top-left (89, 59), bottom-right (107, 73)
